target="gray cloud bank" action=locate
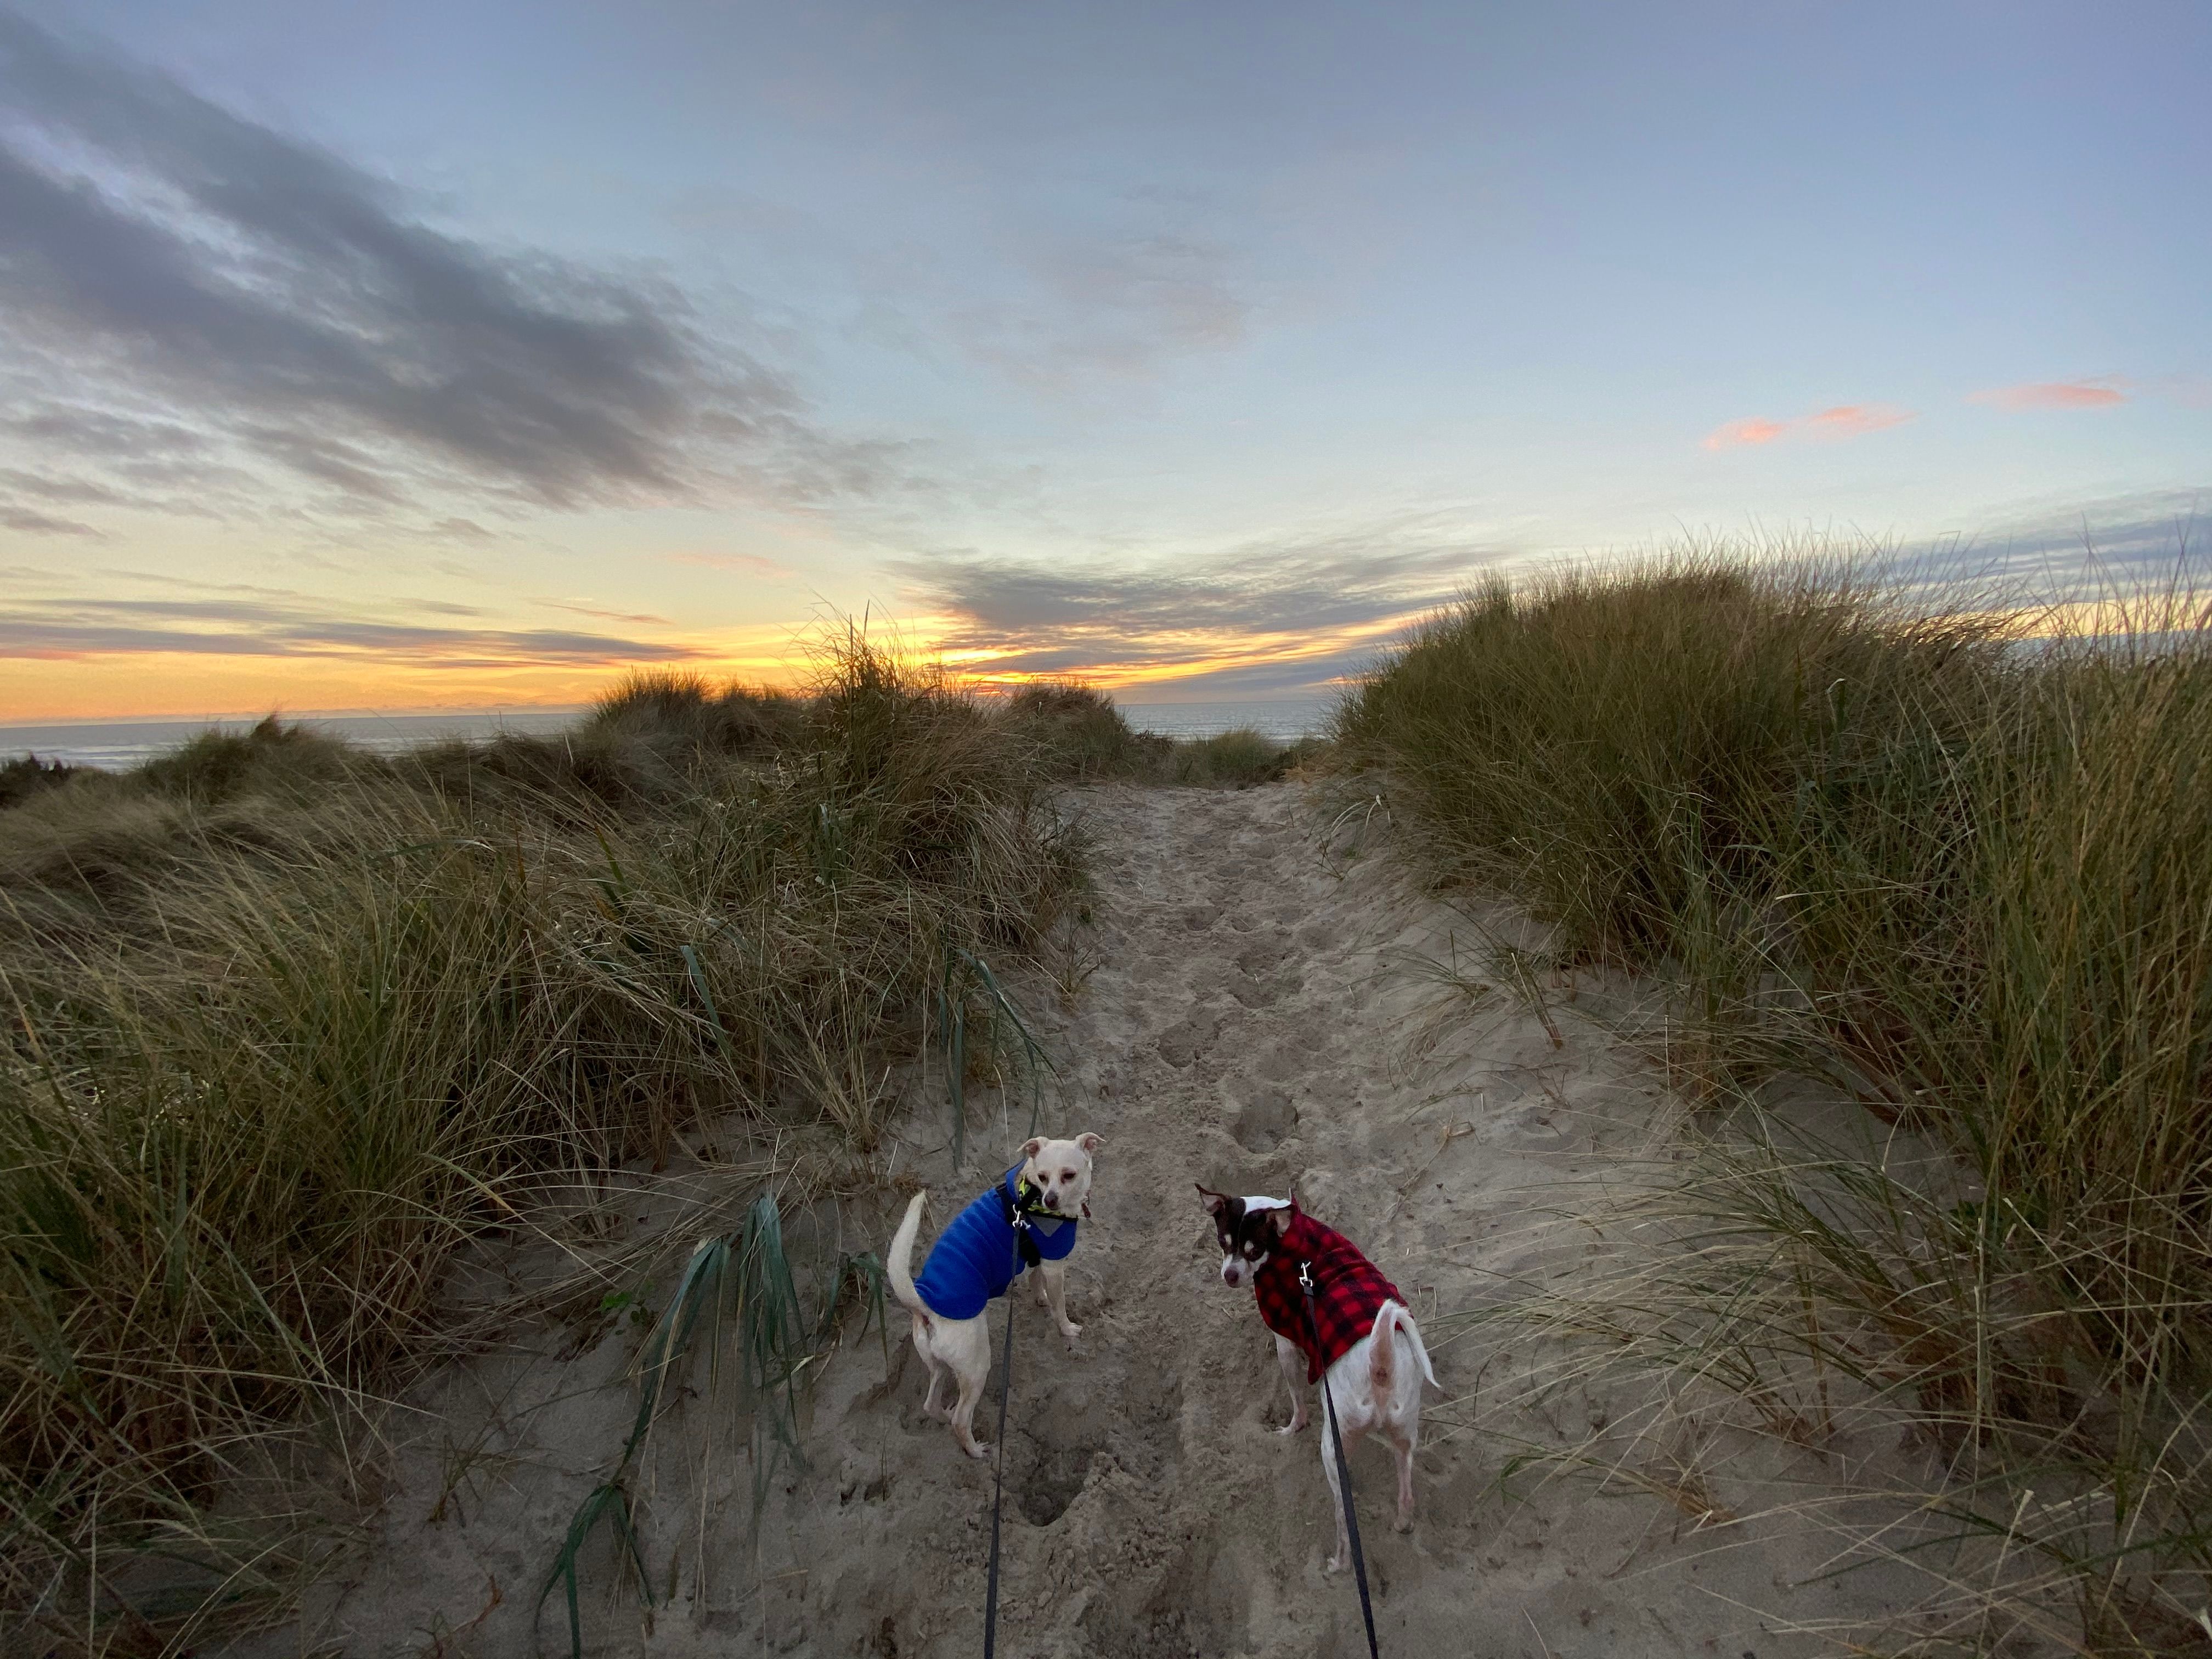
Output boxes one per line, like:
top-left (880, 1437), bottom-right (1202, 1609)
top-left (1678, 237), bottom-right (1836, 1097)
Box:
top-left (905, 528), bottom-right (1508, 694)
top-left (0, 586), bottom-right (696, 667)
top-left (1972, 489), bottom-right (2207, 591)
top-left (0, 10), bottom-right (884, 531)
top-left (1862, 488), bottom-right (2210, 608)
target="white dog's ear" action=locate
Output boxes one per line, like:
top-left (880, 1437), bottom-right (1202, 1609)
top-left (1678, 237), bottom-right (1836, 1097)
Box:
top-left (1019, 1136), bottom-right (1047, 1161)
top-left (1195, 1183), bottom-right (1227, 1216)
top-left (1074, 1132), bottom-right (1104, 1155)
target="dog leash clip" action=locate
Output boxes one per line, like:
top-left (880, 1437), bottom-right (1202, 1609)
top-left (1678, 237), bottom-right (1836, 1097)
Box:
top-left (1298, 1260), bottom-right (1316, 1295)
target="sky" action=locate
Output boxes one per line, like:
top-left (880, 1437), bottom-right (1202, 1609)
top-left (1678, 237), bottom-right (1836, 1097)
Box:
top-left (1, 1), bottom-right (2207, 720)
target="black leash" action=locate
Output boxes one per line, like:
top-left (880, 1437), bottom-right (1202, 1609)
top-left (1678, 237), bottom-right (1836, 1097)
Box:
top-left (982, 1184), bottom-right (1043, 1659)
top-left (1300, 1261), bottom-right (1381, 1659)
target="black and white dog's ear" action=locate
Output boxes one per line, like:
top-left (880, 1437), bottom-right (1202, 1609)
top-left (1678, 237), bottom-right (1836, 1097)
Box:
top-left (1261, 1206), bottom-right (1292, 1239)
top-left (1195, 1183), bottom-right (1229, 1217)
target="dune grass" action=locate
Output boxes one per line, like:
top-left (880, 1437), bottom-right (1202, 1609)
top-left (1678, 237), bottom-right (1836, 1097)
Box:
top-left (0, 642), bottom-right (1081, 1651)
top-left (1001, 680), bottom-right (1316, 785)
top-left (1342, 555), bottom-right (2212, 1651)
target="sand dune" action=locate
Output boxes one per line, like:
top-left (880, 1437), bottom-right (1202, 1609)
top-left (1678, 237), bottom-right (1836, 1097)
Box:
top-left (250, 782), bottom-right (1932, 1657)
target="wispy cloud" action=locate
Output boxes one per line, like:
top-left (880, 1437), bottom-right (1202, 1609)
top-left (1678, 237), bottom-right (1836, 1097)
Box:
top-left (903, 522), bottom-right (1508, 692)
top-left (950, 225), bottom-right (1252, 396)
top-left (1969, 377), bottom-right (2130, 411)
top-left (1702, 403), bottom-right (1916, 450)
top-left (0, 590), bottom-right (698, 666)
top-left (1801, 404), bottom-right (1916, 439)
top-left (1, 504), bottom-right (97, 537)
top-left (542, 601), bottom-right (673, 626)
top-left (0, 12), bottom-right (897, 527)
top-left (1961, 487), bottom-right (2206, 591)
top-left (1703, 417), bottom-right (1787, 449)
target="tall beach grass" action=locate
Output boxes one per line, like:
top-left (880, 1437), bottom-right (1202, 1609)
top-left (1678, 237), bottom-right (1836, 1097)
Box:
top-left (1343, 555), bottom-right (2212, 1651)
top-left (0, 641), bottom-right (1081, 1651)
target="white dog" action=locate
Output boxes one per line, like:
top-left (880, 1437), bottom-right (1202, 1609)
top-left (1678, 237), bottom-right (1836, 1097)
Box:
top-left (887, 1133), bottom-right (1103, 1459)
top-left (1198, 1186), bottom-right (1438, 1570)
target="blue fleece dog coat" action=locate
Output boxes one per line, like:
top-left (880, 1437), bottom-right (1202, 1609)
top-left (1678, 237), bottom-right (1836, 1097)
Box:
top-left (911, 1166), bottom-right (1079, 1320)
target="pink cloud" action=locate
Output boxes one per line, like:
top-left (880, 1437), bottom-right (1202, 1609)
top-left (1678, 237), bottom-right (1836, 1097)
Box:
top-left (1701, 417), bottom-right (1788, 450)
top-left (1802, 403), bottom-right (1916, 440)
top-left (1970, 378), bottom-right (2129, 411)
top-left (1703, 403), bottom-right (1916, 451)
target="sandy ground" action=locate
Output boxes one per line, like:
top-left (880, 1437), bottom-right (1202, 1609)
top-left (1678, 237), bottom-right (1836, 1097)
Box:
top-left (249, 782), bottom-right (1934, 1658)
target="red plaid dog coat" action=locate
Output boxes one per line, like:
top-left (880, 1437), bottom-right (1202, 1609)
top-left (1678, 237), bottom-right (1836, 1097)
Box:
top-left (1252, 1207), bottom-right (1405, 1383)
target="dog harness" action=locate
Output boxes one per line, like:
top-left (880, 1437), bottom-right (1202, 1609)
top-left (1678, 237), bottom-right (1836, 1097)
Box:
top-left (1252, 1204), bottom-right (1406, 1383)
top-left (911, 1165), bottom-right (1079, 1321)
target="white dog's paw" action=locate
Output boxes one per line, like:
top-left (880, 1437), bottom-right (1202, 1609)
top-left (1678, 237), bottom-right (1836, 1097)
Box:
top-left (962, 1439), bottom-right (992, 1462)
top-left (1325, 1552), bottom-right (1348, 1575)
top-left (1392, 1512), bottom-right (1415, 1534)
top-left (1274, 1419), bottom-right (1307, 1437)
top-left (1058, 1322), bottom-right (1083, 1348)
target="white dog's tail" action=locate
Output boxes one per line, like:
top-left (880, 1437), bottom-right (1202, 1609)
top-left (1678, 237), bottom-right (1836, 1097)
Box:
top-left (885, 1191), bottom-right (931, 1327)
top-left (1370, 1301), bottom-right (1441, 1394)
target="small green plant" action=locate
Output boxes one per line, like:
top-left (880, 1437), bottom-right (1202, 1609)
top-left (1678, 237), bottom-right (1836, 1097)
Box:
top-left (536, 1195), bottom-right (811, 1659)
top-left (600, 1287), bottom-right (657, 1332)
top-left (932, 945), bottom-right (1054, 1165)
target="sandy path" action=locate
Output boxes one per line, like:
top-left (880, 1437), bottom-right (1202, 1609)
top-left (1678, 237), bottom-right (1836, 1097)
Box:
top-left (274, 783), bottom-right (1921, 1658)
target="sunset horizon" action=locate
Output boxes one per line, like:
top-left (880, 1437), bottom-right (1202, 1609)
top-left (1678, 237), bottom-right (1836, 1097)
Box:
top-left (4, 3), bottom-right (2208, 724)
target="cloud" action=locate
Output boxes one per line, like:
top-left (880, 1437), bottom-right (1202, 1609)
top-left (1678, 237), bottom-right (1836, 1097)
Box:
top-left (952, 227), bottom-right (1253, 394)
top-left (543, 601), bottom-right (673, 626)
top-left (1703, 403), bottom-right (1916, 450)
top-left (0, 12), bottom-right (891, 521)
top-left (1970, 378), bottom-right (2129, 411)
top-left (1854, 487), bottom-right (2207, 614)
top-left (0, 466), bottom-right (131, 506)
top-left (0, 589), bottom-right (699, 665)
top-left (903, 522), bottom-right (1508, 691)
top-left (1702, 418), bottom-right (1786, 449)
top-left (1802, 404), bottom-right (1916, 439)
top-left (1, 504), bottom-right (97, 536)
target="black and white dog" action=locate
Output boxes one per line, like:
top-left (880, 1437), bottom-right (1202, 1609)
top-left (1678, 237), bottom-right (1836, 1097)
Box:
top-left (1199, 1187), bottom-right (1438, 1569)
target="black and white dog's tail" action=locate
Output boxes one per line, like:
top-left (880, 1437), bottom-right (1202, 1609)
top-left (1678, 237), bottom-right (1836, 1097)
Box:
top-left (1369, 1301), bottom-right (1440, 1394)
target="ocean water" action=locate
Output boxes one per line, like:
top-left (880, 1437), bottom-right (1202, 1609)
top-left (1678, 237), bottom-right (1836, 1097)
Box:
top-left (1113, 695), bottom-right (1339, 741)
top-left (0, 710), bottom-right (585, 771)
top-left (1, 696), bottom-right (1340, 771)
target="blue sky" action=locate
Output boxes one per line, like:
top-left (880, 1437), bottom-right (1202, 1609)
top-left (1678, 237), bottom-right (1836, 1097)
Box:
top-left (2, 2), bottom-right (2206, 717)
